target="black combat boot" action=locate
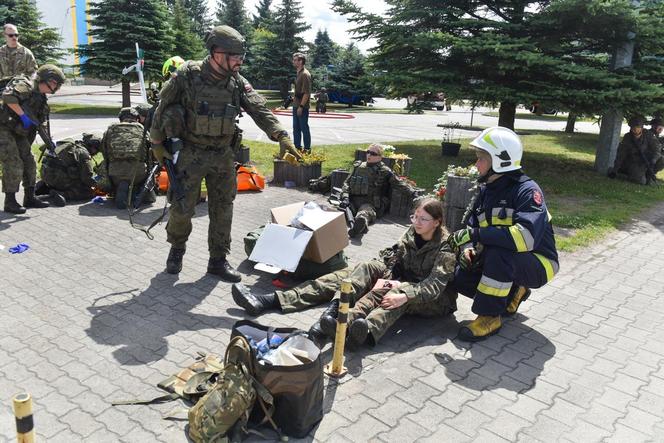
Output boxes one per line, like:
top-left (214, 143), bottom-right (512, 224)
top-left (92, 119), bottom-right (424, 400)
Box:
top-left (3, 192), bottom-right (26, 214)
top-left (319, 299), bottom-right (341, 338)
top-left (23, 186), bottom-right (49, 208)
top-left (231, 283), bottom-right (279, 316)
top-left (208, 256), bottom-right (242, 282)
top-left (115, 181), bottom-right (129, 209)
top-left (348, 216), bottom-right (367, 238)
top-left (166, 247), bottom-right (186, 274)
top-left (48, 190), bottom-right (66, 207)
top-left (307, 321), bottom-right (329, 348)
top-left (346, 318), bottom-right (369, 349)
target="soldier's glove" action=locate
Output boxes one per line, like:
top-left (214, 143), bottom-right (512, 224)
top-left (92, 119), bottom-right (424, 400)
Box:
top-left (278, 135), bottom-right (302, 161)
top-left (447, 227), bottom-right (476, 253)
top-left (19, 114), bottom-right (38, 129)
top-left (151, 142), bottom-right (172, 165)
top-left (283, 152), bottom-right (299, 166)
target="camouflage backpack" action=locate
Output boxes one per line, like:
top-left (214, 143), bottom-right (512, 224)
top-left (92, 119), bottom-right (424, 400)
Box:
top-left (188, 336), bottom-right (276, 443)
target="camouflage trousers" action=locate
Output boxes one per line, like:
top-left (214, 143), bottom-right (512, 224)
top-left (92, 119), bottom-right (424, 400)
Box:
top-left (166, 144), bottom-right (236, 258)
top-left (618, 157), bottom-right (664, 185)
top-left (349, 285), bottom-right (457, 344)
top-left (277, 258), bottom-right (457, 344)
top-left (0, 126), bottom-right (36, 193)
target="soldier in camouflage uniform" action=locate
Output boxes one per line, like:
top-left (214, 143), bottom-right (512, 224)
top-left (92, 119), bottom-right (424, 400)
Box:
top-left (0, 64), bottom-right (64, 214)
top-left (98, 107), bottom-right (151, 209)
top-left (342, 143), bottom-right (412, 237)
top-left (0, 24), bottom-right (37, 78)
top-left (35, 133), bottom-right (101, 205)
top-left (609, 116), bottom-right (664, 185)
top-left (149, 25), bottom-right (300, 281)
top-left (232, 198), bottom-right (458, 347)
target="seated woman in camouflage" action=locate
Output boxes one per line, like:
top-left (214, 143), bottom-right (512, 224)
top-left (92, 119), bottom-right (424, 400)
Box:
top-left (232, 198), bottom-right (458, 348)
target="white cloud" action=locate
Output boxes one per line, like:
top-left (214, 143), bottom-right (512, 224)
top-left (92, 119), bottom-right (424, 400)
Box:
top-left (207, 0), bottom-right (387, 52)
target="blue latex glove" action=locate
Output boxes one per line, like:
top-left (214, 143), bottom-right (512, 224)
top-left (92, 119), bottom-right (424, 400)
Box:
top-left (91, 196), bottom-right (104, 203)
top-left (9, 243), bottom-right (29, 254)
top-left (19, 114), bottom-right (37, 129)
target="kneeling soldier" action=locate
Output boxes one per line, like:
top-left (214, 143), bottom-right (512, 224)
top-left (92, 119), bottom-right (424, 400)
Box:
top-left (36, 133), bottom-right (102, 205)
top-left (448, 127), bottom-right (559, 341)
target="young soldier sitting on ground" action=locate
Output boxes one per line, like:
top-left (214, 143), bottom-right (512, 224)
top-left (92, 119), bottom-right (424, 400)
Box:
top-left (341, 143), bottom-right (413, 238)
top-left (608, 116), bottom-right (664, 185)
top-left (97, 107), bottom-right (154, 209)
top-left (35, 133), bottom-right (102, 206)
top-left (447, 127), bottom-right (559, 341)
top-left (232, 198), bottom-right (457, 348)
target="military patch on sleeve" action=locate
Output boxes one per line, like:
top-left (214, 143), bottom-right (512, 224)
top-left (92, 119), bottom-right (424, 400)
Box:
top-left (533, 190), bottom-right (543, 206)
top-left (244, 83), bottom-right (253, 93)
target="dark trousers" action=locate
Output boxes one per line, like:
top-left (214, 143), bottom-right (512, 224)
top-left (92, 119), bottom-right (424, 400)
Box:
top-left (452, 246), bottom-right (557, 316)
top-left (292, 106), bottom-right (311, 150)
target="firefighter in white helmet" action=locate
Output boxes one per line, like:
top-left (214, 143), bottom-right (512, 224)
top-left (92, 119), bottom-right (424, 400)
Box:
top-left (447, 126), bottom-right (559, 341)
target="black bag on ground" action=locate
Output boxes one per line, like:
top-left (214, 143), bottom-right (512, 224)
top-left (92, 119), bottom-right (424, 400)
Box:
top-left (231, 320), bottom-right (324, 438)
top-left (244, 225), bottom-right (348, 280)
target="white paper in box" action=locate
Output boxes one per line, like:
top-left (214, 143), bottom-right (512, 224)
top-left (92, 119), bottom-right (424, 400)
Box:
top-left (248, 223), bottom-right (313, 272)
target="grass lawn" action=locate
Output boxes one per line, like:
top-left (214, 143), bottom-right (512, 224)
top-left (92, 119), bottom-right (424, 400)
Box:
top-left (482, 111), bottom-right (596, 123)
top-left (242, 131), bottom-right (664, 252)
top-left (50, 103), bottom-right (121, 116)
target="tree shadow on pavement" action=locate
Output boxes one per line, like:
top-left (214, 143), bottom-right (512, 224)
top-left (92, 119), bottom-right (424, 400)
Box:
top-left (434, 314), bottom-right (555, 393)
top-left (77, 199), bottom-right (208, 220)
top-left (85, 272), bottom-right (235, 366)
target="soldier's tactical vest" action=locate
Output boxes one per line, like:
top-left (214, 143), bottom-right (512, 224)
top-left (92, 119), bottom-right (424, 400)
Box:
top-left (347, 162), bottom-right (371, 195)
top-left (185, 63), bottom-right (240, 141)
top-left (105, 122), bottom-right (145, 161)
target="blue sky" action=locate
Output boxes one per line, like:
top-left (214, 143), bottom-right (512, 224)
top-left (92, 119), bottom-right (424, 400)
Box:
top-left (207, 0), bottom-right (387, 52)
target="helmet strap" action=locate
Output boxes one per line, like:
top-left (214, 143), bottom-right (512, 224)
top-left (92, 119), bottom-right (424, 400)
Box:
top-left (477, 168), bottom-right (496, 183)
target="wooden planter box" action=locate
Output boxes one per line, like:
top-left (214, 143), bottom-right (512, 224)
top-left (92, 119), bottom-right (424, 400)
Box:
top-left (330, 169), bottom-right (350, 190)
top-left (234, 145), bottom-right (250, 164)
top-left (390, 186), bottom-right (424, 218)
top-left (443, 175), bottom-right (478, 231)
top-left (354, 149), bottom-right (412, 176)
top-left (272, 159), bottom-right (322, 187)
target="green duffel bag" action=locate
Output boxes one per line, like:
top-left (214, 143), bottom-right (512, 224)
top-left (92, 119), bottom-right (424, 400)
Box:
top-left (244, 225), bottom-right (348, 280)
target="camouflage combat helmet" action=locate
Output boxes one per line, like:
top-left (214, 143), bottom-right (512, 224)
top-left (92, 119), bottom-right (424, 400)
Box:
top-left (134, 103), bottom-right (152, 119)
top-left (118, 107), bottom-right (139, 122)
top-left (205, 25), bottom-right (246, 54)
top-left (81, 132), bottom-right (102, 152)
top-left (36, 64), bottom-right (66, 86)
top-left (628, 116), bottom-right (645, 128)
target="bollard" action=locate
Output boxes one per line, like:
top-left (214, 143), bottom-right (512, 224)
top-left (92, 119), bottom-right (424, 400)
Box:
top-left (13, 392), bottom-right (35, 443)
top-left (324, 279), bottom-right (352, 377)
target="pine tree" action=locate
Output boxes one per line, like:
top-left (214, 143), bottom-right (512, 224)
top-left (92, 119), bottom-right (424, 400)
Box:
top-left (270, 0), bottom-right (311, 96)
top-left (252, 0), bottom-right (274, 29)
top-left (165, 0), bottom-right (210, 38)
top-left (332, 0), bottom-right (664, 130)
top-left (328, 43), bottom-right (375, 106)
top-left (310, 29), bottom-right (337, 68)
top-left (171, 0), bottom-right (206, 61)
top-left (215, 0), bottom-right (251, 37)
top-left (245, 27), bottom-right (280, 88)
top-left (6, 0), bottom-right (63, 64)
top-left (78, 0), bottom-right (175, 106)
top-left (0, 0), bottom-right (18, 25)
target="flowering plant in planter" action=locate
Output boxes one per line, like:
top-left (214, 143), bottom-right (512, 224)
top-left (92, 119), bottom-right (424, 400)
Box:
top-left (431, 164), bottom-right (478, 201)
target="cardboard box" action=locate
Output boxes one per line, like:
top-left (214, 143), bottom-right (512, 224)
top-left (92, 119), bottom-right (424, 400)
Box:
top-left (270, 202), bottom-right (349, 263)
top-left (249, 202), bottom-right (348, 272)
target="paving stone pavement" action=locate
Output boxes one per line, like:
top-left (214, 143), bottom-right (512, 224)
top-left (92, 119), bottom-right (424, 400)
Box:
top-left (1, 186), bottom-right (664, 442)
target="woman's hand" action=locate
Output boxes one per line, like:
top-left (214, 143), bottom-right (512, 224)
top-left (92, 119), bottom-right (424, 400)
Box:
top-left (372, 279), bottom-right (401, 291)
top-left (380, 292), bottom-right (408, 310)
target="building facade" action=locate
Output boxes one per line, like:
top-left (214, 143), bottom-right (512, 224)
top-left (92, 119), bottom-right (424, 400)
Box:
top-left (35, 0), bottom-right (91, 68)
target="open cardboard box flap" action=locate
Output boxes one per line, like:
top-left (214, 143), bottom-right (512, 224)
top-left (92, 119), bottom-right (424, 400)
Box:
top-left (270, 201), bottom-right (348, 263)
